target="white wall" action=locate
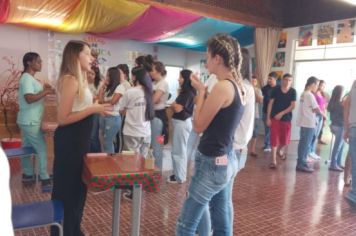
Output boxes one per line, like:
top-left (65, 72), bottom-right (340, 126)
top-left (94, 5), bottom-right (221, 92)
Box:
top-left (0, 24), bottom-right (201, 86)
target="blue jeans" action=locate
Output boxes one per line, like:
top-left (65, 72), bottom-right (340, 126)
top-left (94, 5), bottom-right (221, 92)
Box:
top-left (262, 113), bottom-right (270, 148)
top-left (100, 115), bottom-right (121, 153)
top-left (18, 124), bottom-right (49, 180)
top-left (346, 127), bottom-right (356, 203)
top-left (297, 127), bottom-right (315, 168)
top-left (310, 114), bottom-right (323, 154)
top-left (187, 130), bottom-right (200, 162)
top-left (151, 117), bottom-right (163, 170)
top-left (89, 114), bottom-right (101, 153)
top-left (176, 150), bottom-right (238, 236)
top-left (197, 150), bottom-right (245, 236)
top-left (171, 118), bottom-right (192, 182)
top-left (330, 125), bottom-right (345, 168)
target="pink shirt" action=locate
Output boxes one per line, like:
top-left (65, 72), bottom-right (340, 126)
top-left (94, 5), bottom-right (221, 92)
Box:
top-left (314, 93), bottom-right (326, 112)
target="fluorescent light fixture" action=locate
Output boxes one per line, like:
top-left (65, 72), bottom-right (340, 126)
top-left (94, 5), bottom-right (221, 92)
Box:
top-left (343, 0), bottom-right (356, 5)
top-left (160, 37), bottom-right (196, 45)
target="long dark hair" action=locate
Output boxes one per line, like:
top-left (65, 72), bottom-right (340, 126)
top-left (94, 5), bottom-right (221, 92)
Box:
top-left (92, 66), bottom-right (101, 89)
top-left (179, 69), bottom-right (196, 95)
top-left (105, 67), bottom-right (120, 97)
top-left (117, 64), bottom-right (130, 81)
top-left (132, 66), bottom-right (154, 121)
top-left (327, 85), bottom-right (344, 112)
top-left (22, 52), bottom-right (40, 73)
top-left (135, 55), bottom-right (154, 72)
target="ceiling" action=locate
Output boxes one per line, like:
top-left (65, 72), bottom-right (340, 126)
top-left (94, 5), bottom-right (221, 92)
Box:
top-left (0, 0), bottom-right (355, 51)
top-left (139, 0), bottom-right (356, 28)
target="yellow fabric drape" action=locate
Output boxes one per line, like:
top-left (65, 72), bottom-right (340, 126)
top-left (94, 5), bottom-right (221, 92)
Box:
top-left (7, 0), bottom-right (80, 29)
top-left (57, 0), bottom-right (148, 33)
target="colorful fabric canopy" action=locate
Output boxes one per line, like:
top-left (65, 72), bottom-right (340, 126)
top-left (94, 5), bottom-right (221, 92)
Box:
top-left (96, 6), bottom-right (201, 42)
top-left (6, 0), bottom-right (80, 29)
top-left (0, 0), bottom-right (255, 50)
top-left (58, 0), bottom-right (148, 33)
top-left (156, 17), bottom-right (248, 50)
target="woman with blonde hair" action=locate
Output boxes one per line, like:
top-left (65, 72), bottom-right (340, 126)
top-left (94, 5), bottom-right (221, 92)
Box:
top-left (51, 40), bottom-right (110, 236)
top-left (176, 34), bottom-right (246, 236)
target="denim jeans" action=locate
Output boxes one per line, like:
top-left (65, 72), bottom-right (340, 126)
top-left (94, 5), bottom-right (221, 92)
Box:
top-left (187, 130), bottom-right (200, 162)
top-left (89, 114), bottom-right (101, 153)
top-left (100, 115), bottom-right (121, 153)
top-left (151, 117), bottom-right (163, 170)
top-left (310, 114), bottom-right (323, 154)
top-left (330, 125), bottom-right (345, 168)
top-left (18, 124), bottom-right (49, 180)
top-left (176, 150), bottom-right (238, 236)
top-left (297, 127), bottom-right (315, 168)
top-left (171, 118), bottom-right (192, 182)
top-left (346, 127), bottom-right (356, 204)
top-left (262, 113), bottom-right (270, 148)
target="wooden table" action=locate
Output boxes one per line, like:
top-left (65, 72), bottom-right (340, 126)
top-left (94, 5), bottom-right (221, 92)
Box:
top-left (82, 153), bottom-right (161, 236)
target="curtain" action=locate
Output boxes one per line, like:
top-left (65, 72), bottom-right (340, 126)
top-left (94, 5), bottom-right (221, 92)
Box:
top-left (254, 27), bottom-right (281, 86)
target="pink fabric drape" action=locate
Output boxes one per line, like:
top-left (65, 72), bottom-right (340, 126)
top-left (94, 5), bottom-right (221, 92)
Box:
top-left (0, 0), bottom-right (10, 23)
top-left (96, 5), bottom-right (201, 42)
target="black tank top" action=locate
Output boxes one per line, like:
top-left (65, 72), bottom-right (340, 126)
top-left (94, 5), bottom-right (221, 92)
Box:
top-left (198, 79), bottom-right (244, 157)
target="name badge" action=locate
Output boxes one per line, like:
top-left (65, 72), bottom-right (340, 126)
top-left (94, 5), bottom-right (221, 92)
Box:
top-left (215, 155), bottom-right (228, 166)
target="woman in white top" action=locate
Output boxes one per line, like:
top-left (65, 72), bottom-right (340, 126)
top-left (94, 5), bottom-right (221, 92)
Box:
top-left (51, 40), bottom-right (110, 236)
top-left (98, 67), bottom-right (124, 153)
top-left (0, 147), bottom-right (13, 236)
top-left (296, 77), bottom-right (323, 173)
top-left (120, 66), bottom-right (154, 156)
top-left (149, 61), bottom-right (169, 170)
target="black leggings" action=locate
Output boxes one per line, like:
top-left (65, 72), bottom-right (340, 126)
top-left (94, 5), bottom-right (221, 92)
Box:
top-left (51, 116), bottom-right (93, 236)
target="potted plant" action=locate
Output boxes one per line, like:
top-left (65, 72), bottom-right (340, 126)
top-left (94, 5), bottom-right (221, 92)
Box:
top-left (0, 56), bottom-right (22, 149)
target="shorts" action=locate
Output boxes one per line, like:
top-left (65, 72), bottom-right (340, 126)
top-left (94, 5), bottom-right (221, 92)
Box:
top-left (270, 118), bottom-right (291, 147)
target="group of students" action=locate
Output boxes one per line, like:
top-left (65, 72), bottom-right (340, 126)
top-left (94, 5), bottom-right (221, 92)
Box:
top-left (7, 34), bottom-right (252, 236)
top-left (6, 33), bottom-right (356, 236)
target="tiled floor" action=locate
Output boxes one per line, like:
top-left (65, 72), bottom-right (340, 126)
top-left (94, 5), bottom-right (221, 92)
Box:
top-left (10, 136), bottom-right (356, 236)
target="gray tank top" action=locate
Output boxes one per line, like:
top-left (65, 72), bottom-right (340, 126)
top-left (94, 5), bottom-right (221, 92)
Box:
top-left (349, 80), bottom-right (356, 128)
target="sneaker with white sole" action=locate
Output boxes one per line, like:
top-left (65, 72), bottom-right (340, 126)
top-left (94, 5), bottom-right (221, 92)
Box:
top-left (263, 147), bottom-right (272, 152)
top-left (309, 153), bottom-right (321, 160)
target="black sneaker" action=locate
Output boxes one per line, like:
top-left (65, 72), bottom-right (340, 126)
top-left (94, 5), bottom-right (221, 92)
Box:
top-left (41, 179), bottom-right (52, 187)
top-left (22, 174), bottom-right (35, 183)
top-left (167, 175), bottom-right (178, 184)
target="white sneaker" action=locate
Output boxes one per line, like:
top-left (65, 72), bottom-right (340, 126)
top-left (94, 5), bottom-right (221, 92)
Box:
top-left (263, 147), bottom-right (272, 152)
top-left (309, 153), bottom-right (321, 160)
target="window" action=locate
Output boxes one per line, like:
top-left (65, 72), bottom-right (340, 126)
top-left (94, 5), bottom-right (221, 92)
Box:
top-left (165, 65), bottom-right (183, 104)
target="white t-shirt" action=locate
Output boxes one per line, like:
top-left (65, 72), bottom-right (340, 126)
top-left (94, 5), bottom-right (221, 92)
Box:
top-left (233, 80), bottom-right (255, 150)
top-left (153, 79), bottom-right (169, 110)
top-left (254, 87), bottom-right (263, 119)
top-left (119, 87), bottom-right (151, 137)
top-left (0, 148), bottom-right (14, 236)
top-left (296, 90), bottom-right (319, 128)
top-left (111, 80), bottom-right (131, 115)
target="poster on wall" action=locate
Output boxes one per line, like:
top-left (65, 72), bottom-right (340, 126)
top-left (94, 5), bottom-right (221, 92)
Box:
top-left (272, 52), bottom-right (285, 67)
top-left (337, 19), bottom-right (355, 43)
top-left (83, 35), bottom-right (112, 74)
top-left (317, 23), bottom-right (334, 45)
top-left (278, 32), bottom-right (287, 48)
top-left (273, 71), bottom-right (284, 80)
top-left (298, 25), bottom-right (313, 46)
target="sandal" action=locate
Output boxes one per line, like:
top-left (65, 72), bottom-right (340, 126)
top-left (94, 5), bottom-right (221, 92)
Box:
top-left (269, 163), bottom-right (277, 169)
top-left (278, 150), bottom-right (286, 160)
